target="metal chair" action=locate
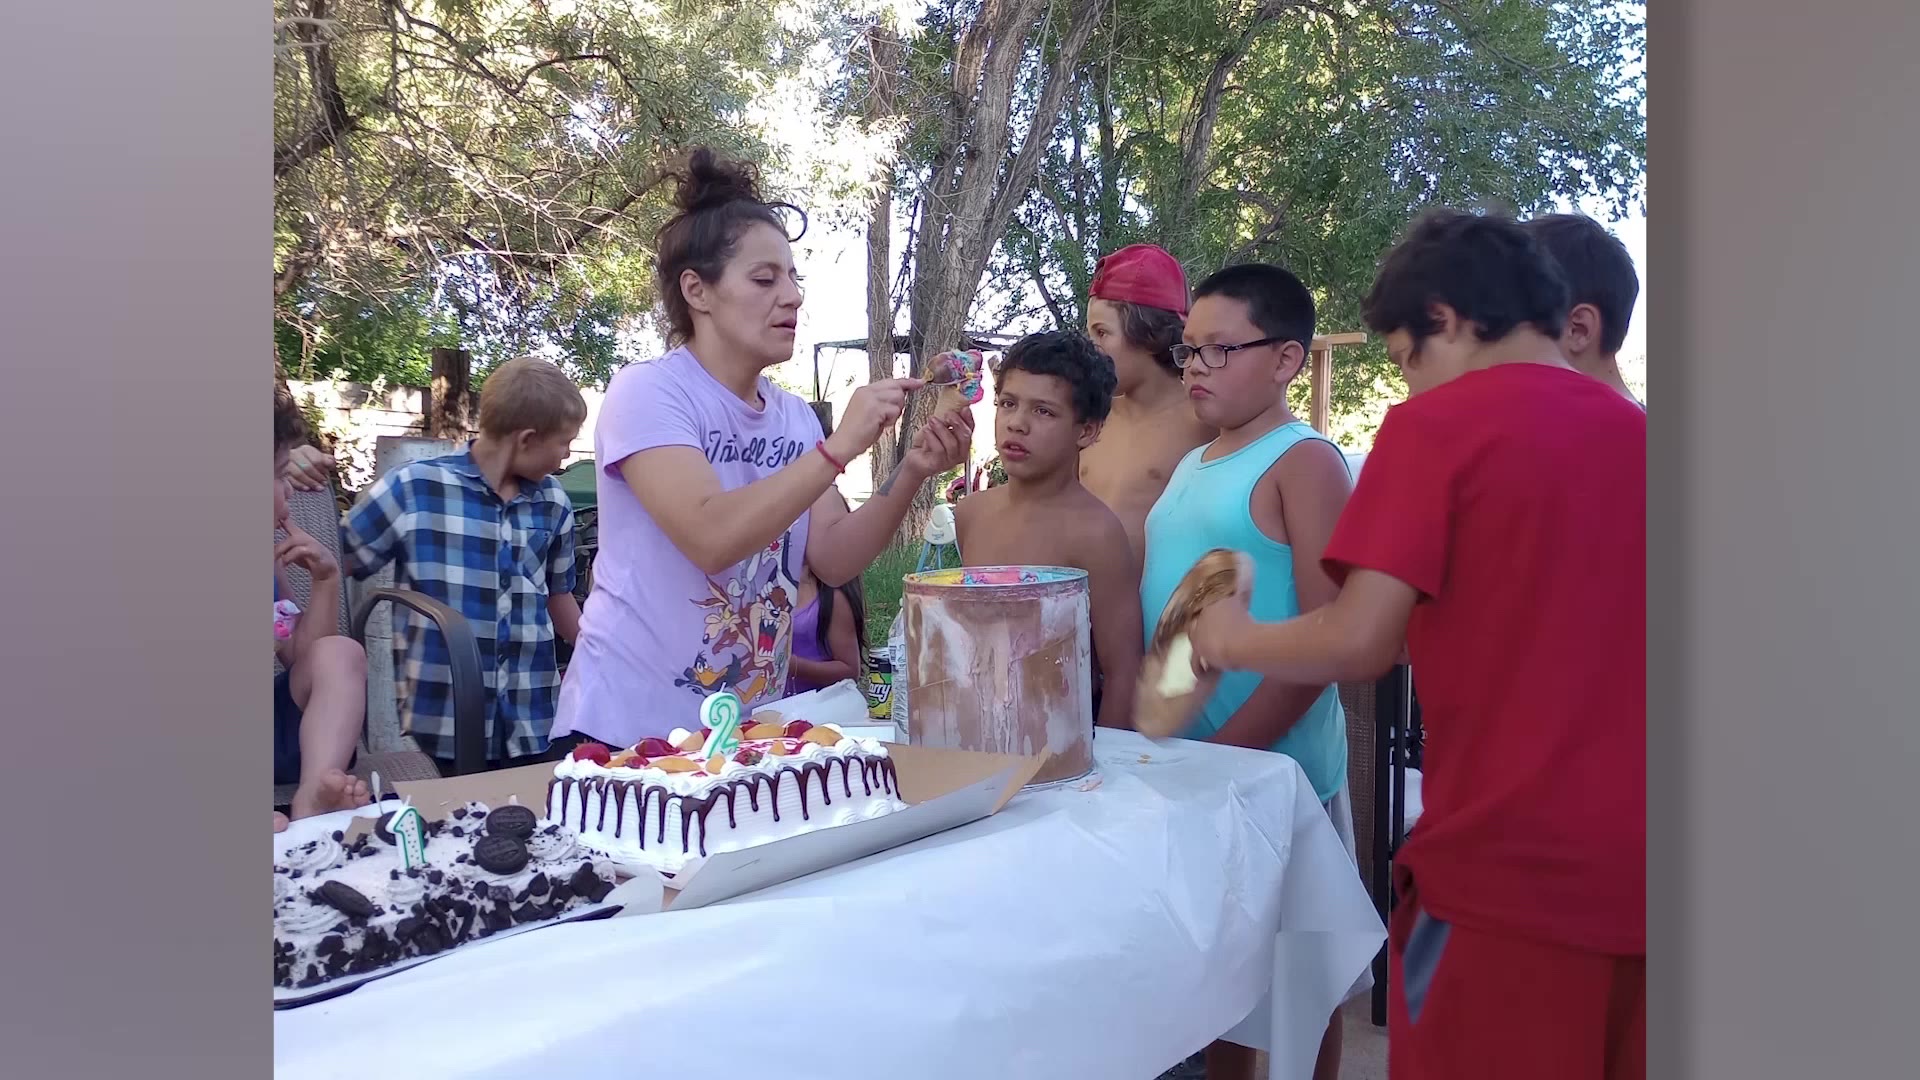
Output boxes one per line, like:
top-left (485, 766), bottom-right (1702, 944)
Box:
top-left (1341, 664), bottom-right (1422, 1026)
top-left (916, 502), bottom-right (960, 571)
top-left (272, 480), bottom-right (490, 809)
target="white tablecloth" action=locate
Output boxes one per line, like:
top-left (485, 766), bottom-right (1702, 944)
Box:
top-left (274, 731), bottom-right (1384, 1080)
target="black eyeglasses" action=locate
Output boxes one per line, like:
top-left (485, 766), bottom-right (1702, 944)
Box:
top-left (1170, 337), bottom-right (1287, 370)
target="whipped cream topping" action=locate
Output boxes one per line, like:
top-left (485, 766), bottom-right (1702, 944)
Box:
top-left (385, 871), bottom-right (427, 909)
top-left (527, 828), bottom-right (581, 863)
top-left (275, 895), bottom-right (343, 936)
top-left (282, 836), bottom-right (344, 875)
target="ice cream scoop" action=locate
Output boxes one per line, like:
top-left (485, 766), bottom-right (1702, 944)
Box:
top-left (923, 349), bottom-right (986, 412)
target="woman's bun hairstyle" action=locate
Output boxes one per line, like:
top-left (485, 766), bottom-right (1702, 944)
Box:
top-left (672, 146), bottom-right (765, 214)
top-left (654, 146), bottom-right (807, 346)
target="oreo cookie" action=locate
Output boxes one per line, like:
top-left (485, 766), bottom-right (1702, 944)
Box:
top-left (313, 880), bottom-right (375, 920)
top-left (569, 863), bottom-right (601, 897)
top-left (473, 834), bottom-right (530, 875)
top-left (373, 811), bottom-right (429, 851)
top-left (483, 804), bottom-right (537, 841)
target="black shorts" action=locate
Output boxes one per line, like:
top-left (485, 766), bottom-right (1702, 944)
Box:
top-left (273, 670), bottom-right (303, 786)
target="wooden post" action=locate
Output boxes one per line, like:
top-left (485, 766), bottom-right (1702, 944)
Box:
top-left (1306, 332), bottom-right (1366, 435)
top-left (427, 347), bottom-right (473, 439)
top-left (1309, 344), bottom-right (1333, 434)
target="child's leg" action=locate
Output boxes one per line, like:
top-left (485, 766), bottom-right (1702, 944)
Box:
top-left (286, 636), bottom-right (372, 819)
top-left (1202, 1040), bottom-right (1259, 1080)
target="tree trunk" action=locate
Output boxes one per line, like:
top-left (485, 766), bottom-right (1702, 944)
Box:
top-left (427, 347), bottom-right (473, 440)
top-left (1166, 1), bottom-right (1293, 244)
top-left (893, 0), bottom-right (1110, 542)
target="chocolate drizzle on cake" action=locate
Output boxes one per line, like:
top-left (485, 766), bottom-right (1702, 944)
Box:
top-left (551, 754), bottom-right (900, 859)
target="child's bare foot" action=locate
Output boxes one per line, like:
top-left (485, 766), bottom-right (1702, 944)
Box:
top-left (289, 769), bottom-right (372, 820)
top-left (273, 811), bottom-right (289, 833)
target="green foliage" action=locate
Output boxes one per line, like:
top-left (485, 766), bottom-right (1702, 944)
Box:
top-left (859, 543), bottom-right (922, 648)
top-left (274, 0), bottom-right (810, 387)
top-left (980, 0), bottom-right (1646, 438)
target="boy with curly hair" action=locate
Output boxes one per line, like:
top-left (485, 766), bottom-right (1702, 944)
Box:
top-left (954, 330), bottom-right (1142, 730)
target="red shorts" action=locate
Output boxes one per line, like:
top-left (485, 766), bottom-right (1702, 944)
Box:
top-left (1387, 867), bottom-right (1644, 1080)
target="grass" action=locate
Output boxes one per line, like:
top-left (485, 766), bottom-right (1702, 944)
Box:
top-left (860, 544), bottom-right (923, 649)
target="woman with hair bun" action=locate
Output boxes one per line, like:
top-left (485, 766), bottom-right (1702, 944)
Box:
top-left (553, 147), bottom-right (973, 748)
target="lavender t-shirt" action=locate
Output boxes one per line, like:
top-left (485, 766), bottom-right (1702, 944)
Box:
top-left (553, 347), bottom-right (824, 745)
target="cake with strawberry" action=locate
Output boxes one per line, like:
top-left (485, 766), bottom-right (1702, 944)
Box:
top-left (546, 711), bottom-right (907, 877)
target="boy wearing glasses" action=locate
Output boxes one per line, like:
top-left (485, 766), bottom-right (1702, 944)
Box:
top-left (1139, 263), bottom-right (1355, 1080)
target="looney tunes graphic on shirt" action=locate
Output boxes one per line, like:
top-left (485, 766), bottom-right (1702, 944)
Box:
top-left (678, 528), bottom-right (800, 708)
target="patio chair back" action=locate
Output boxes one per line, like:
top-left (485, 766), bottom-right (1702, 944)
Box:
top-left (274, 484), bottom-right (352, 675)
top-left (271, 477), bottom-right (451, 807)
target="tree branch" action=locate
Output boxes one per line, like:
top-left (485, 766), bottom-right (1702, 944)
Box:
top-left (274, 0), bottom-right (359, 179)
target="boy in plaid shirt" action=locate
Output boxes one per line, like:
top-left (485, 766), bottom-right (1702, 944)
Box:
top-left (343, 357), bottom-right (587, 772)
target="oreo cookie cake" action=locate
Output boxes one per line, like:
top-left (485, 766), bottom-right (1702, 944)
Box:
top-left (273, 800), bottom-right (619, 993)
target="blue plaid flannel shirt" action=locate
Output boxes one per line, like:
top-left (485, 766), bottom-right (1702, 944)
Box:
top-left (341, 448), bottom-right (576, 762)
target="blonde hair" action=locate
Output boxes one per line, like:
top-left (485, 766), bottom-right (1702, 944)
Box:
top-left (478, 356), bottom-right (588, 438)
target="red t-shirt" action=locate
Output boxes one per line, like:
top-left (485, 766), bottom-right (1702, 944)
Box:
top-left (1324, 363), bottom-right (1645, 956)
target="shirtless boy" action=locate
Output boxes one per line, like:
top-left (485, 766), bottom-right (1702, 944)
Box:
top-left (1079, 245), bottom-right (1214, 559)
top-left (955, 330), bottom-right (1142, 730)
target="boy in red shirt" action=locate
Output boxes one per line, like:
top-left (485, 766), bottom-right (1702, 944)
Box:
top-left (1189, 209), bottom-right (1646, 1080)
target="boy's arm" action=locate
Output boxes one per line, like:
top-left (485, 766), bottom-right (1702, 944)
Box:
top-left (340, 471), bottom-right (410, 581)
top-left (951, 492), bottom-right (978, 560)
top-left (545, 499), bottom-right (580, 644)
top-left (1086, 514), bottom-right (1142, 729)
top-left (1193, 570), bottom-right (1418, 685)
top-left (1205, 440), bottom-right (1352, 748)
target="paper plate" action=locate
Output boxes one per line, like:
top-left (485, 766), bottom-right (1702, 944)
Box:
top-left (1132, 549), bottom-right (1254, 739)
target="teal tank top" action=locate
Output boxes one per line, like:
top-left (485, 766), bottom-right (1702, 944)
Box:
top-left (1140, 421), bottom-right (1350, 801)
